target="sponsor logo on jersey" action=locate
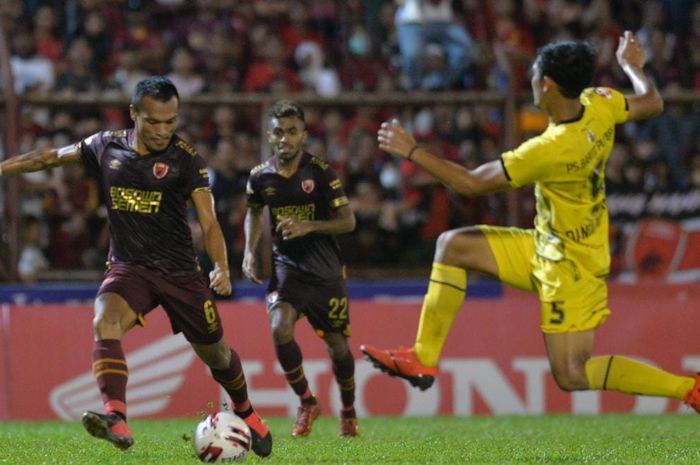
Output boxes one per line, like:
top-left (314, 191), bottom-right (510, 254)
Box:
top-left (175, 139), bottom-right (197, 156)
top-left (301, 179), bottom-right (315, 193)
top-left (586, 129), bottom-right (596, 144)
top-left (153, 162), bottom-right (169, 179)
top-left (264, 186), bottom-right (276, 197)
top-left (109, 159), bottom-right (122, 170)
top-left (49, 334), bottom-right (195, 420)
top-left (110, 187), bottom-right (163, 213)
top-left (271, 203), bottom-right (315, 221)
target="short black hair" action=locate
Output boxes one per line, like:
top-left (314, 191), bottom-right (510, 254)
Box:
top-left (268, 100), bottom-right (305, 125)
top-left (131, 76), bottom-right (179, 111)
top-left (535, 41), bottom-right (596, 99)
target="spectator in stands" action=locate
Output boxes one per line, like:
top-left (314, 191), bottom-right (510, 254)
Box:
top-left (490, 0), bottom-right (536, 93)
top-left (120, 9), bottom-right (168, 75)
top-left (348, 178), bottom-right (401, 265)
top-left (280, 2), bottom-right (326, 57)
top-left (0, 0), bottom-right (22, 33)
top-left (107, 48), bottom-right (149, 95)
top-left (340, 23), bottom-right (394, 92)
top-left (605, 143), bottom-right (632, 194)
top-left (243, 33), bottom-right (301, 92)
top-left (82, 10), bottom-right (114, 81)
top-left (207, 137), bottom-right (248, 276)
top-left (54, 37), bottom-right (100, 93)
top-left (33, 4), bottom-right (63, 65)
top-left (166, 47), bottom-right (206, 97)
top-left (636, 104), bottom-right (691, 190)
top-left (394, 0), bottom-right (474, 90)
top-left (17, 215), bottom-right (50, 284)
top-left (295, 40), bottom-right (341, 96)
top-left (16, 133), bottom-right (60, 219)
top-left (43, 162), bottom-right (100, 269)
top-left (9, 28), bottom-right (55, 94)
top-left (320, 109), bottom-right (350, 174)
top-left (208, 105), bottom-right (239, 143)
top-left (201, 27), bottom-right (247, 93)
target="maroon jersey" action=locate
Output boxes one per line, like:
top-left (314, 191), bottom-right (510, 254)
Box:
top-left (80, 129), bottom-right (210, 273)
top-left (246, 152), bottom-right (350, 283)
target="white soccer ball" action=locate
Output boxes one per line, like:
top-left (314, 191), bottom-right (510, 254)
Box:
top-left (194, 411), bottom-right (252, 463)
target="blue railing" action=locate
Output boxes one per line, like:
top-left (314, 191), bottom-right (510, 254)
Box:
top-left (0, 278), bottom-right (502, 304)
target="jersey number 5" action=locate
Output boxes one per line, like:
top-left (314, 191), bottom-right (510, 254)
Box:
top-left (550, 302), bottom-right (565, 325)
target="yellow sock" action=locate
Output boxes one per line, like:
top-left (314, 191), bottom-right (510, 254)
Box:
top-left (414, 262), bottom-right (466, 367)
top-left (585, 355), bottom-right (695, 399)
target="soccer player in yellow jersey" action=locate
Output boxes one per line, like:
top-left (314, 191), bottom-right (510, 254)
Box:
top-left (360, 31), bottom-right (700, 411)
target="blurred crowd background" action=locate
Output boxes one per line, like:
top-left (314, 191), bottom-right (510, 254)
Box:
top-left (1, 0), bottom-right (699, 286)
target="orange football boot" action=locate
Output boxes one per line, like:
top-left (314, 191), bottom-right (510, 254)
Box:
top-left (360, 344), bottom-right (437, 391)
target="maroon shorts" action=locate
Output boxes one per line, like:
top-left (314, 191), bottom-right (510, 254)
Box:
top-left (98, 263), bottom-right (224, 344)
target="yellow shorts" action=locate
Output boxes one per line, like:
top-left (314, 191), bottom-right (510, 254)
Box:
top-left (479, 225), bottom-right (611, 334)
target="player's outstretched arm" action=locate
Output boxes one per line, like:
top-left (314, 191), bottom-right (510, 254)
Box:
top-left (0, 143), bottom-right (81, 176)
top-left (242, 207), bottom-right (265, 284)
top-left (192, 190), bottom-right (232, 296)
top-left (377, 119), bottom-right (511, 196)
top-left (616, 30), bottom-right (664, 121)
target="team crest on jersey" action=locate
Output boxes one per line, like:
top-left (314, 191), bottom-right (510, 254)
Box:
top-left (153, 162), bottom-right (169, 179)
top-left (301, 179), bottom-right (315, 193)
top-left (109, 159), bottom-right (122, 170)
top-left (594, 87), bottom-right (612, 99)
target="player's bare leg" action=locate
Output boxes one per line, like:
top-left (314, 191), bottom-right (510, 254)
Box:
top-left (545, 330), bottom-right (698, 408)
top-left (362, 227), bottom-right (497, 390)
top-left (83, 293), bottom-right (138, 449)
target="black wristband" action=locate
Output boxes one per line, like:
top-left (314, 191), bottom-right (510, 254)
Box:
top-left (407, 145), bottom-right (419, 161)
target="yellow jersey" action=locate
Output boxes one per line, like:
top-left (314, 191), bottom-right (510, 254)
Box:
top-left (502, 87), bottom-right (628, 277)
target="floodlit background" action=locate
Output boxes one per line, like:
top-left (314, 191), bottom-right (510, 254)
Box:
top-left (0, 0), bottom-right (699, 422)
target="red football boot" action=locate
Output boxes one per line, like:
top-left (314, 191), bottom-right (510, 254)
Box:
top-left (291, 400), bottom-right (321, 437)
top-left (339, 416), bottom-right (359, 437)
top-left (684, 373), bottom-right (700, 414)
top-left (81, 411), bottom-right (134, 450)
top-left (360, 344), bottom-right (437, 391)
top-left (242, 410), bottom-right (272, 458)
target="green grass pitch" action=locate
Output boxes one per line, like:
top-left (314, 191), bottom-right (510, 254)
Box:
top-left (1, 414), bottom-right (699, 464)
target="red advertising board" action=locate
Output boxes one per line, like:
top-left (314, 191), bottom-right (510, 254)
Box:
top-left (1, 283), bottom-right (699, 420)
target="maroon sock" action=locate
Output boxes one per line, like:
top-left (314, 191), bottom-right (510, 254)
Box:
top-left (93, 339), bottom-right (128, 420)
top-left (275, 340), bottom-right (310, 398)
top-left (332, 349), bottom-right (356, 409)
top-left (210, 349), bottom-right (249, 407)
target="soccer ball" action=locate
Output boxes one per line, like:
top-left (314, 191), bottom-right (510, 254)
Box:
top-left (194, 411), bottom-right (252, 463)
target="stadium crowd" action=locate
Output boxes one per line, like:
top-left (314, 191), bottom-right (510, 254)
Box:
top-left (1, 0), bottom-right (700, 284)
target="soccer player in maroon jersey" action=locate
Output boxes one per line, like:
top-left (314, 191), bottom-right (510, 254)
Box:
top-left (0, 77), bottom-right (272, 456)
top-left (243, 100), bottom-right (359, 437)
